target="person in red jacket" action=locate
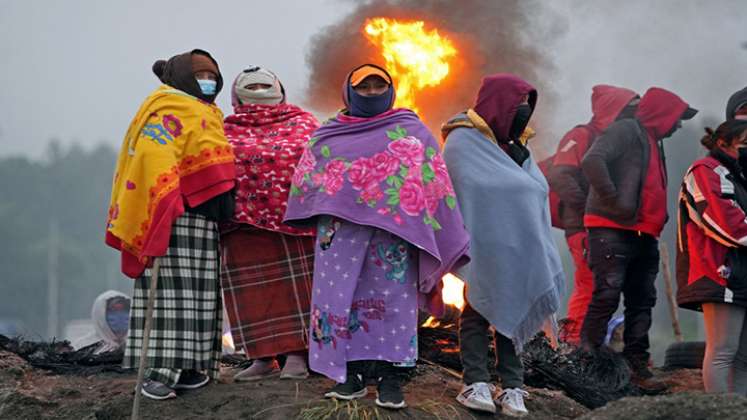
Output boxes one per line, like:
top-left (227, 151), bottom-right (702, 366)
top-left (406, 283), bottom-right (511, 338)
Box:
top-left (677, 119), bottom-right (747, 394)
top-left (548, 85), bottom-right (639, 345)
top-left (580, 87), bottom-right (697, 383)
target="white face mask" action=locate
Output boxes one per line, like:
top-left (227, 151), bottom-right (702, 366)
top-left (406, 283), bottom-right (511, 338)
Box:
top-left (234, 68), bottom-right (284, 105)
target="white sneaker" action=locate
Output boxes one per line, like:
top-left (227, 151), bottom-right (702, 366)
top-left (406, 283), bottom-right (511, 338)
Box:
top-left (456, 382), bottom-right (496, 413)
top-left (497, 388), bottom-right (529, 417)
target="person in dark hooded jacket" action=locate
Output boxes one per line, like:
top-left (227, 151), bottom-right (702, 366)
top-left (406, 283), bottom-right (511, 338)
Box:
top-left (547, 85), bottom-right (639, 345)
top-left (580, 87), bottom-right (697, 384)
top-left (726, 86), bottom-right (747, 120)
top-left (442, 74), bottom-right (564, 417)
top-left (677, 119), bottom-right (747, 394)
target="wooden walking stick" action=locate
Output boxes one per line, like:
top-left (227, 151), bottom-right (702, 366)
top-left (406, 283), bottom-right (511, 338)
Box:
top-left (131, 257), bottom-right (161, 420)
top-left (659, 243), bottom-right (683, 342)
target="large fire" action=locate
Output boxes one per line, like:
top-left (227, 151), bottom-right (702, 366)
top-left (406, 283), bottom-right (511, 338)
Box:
top-left (364, 17), bottom-right (457, 115)
top-left (363, 17), bottom-right (466, 313)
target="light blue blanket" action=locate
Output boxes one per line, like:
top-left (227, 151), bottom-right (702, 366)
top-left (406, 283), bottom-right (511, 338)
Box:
top-left (443, 117), bottom-right (565, 350)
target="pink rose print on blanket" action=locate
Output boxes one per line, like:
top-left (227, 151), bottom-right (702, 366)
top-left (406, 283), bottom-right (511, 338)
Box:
top-left (292, 147), bottom-right (316, 187)
top-left (387, 136), bottom-right (424, 167)
top-left (369, 152), bottom-right (401, 182)
top-left (398, 177), bottom-right (426, 216)
top-left (347, 157), bottom-right (376, 191)
top-left (430, 154), bottom-right (455, 196)
top-left (424, 181), bottom-right (441, 216)
top-left (322, 159), bottom-right (348, 195)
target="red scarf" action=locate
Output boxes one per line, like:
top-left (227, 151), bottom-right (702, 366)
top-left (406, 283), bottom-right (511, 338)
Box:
top-left (224, 103), bottom-right (319, 235)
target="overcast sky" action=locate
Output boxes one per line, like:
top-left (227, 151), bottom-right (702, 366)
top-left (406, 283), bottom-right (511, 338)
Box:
top-left (1, 0), bottom-right (746, 158)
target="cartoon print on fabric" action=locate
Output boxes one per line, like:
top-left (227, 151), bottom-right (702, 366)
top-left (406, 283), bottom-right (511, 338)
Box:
top-left (311, 305), bottom-right (372, 344)
top-left (290, 125), bottom-right (458, 230)
top-left (311, 307), bottom-right (337, 349)
top-left (318, 218), bottom-right (342, 250)
top-left (372, 238), bottom-right (410, 284)
top-left (337, 308), bottom-right (370, 339)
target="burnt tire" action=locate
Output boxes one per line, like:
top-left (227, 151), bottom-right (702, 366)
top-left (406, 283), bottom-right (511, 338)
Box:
top-left (663, 341), bottom-right (706, 369)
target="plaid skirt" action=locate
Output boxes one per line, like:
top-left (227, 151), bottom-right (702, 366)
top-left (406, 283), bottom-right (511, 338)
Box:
top-left (123, 212), bottom-right (223, 385)
top-left (221, 226), bottom-right (314, 358)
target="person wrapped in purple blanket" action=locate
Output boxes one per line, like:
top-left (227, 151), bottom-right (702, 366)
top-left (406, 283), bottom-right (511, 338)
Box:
top-left (284, 64), bottom-right (470, 409)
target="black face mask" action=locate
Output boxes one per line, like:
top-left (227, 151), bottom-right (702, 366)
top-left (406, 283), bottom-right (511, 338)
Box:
top-left (616, 104), bottom-right (638, 121)
top-left (662, 120), bottom-right (682, 139)
top-left (738, 147), bottom-right (747, 172)
top-left (508, 104), bottom-right (532, 141)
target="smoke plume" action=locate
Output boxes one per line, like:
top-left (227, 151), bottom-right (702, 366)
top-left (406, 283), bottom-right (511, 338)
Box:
top-left (304, 0), bottom-right (566, 146)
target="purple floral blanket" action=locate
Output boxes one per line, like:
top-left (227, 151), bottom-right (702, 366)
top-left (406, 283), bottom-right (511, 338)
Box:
top-left (284, 110), bottom-right (469, 307)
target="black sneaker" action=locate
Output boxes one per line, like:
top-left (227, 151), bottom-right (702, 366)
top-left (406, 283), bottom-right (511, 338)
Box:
top-left (139, 379), bottom-right (177, 400)
top-left (375, 374), bottom-right (406, 409)
top-left (173, 370), bottom-right (210, 390)
top-left (324, 373), bottom-right (367, 400)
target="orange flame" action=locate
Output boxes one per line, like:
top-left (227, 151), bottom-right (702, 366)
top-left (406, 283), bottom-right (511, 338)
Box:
top-left (442, 273), bottom-right (465, 309)
top-left (364, 18), bottom-right (457, 115)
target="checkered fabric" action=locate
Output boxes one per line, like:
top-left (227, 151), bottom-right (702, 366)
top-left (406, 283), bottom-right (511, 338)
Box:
top-left (221, 226), bottom-right (314, 358)
top-left (123, 212), bottom-right (223, 386)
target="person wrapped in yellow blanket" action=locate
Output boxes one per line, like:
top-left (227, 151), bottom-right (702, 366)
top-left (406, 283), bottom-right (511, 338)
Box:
top-left (105, 49), bottom-right (235, 400)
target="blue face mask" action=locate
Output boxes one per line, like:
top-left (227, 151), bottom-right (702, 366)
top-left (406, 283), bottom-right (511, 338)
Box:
top-left (106, 309), bottom-right (130, 338)
top-left (347, 85), bottom-right (394, 118)
top-left (197, 79), bottom-right (217, 96)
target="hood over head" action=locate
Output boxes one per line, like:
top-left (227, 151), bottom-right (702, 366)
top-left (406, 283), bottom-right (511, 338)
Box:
top-left (589, 84), bottom-right (639, 132)
top-left (152, 49), bottom-right (223, 103)
top-left (472, 73), bottom-right (537, 142)
top-left (635, 87), bottom-right (697, 139)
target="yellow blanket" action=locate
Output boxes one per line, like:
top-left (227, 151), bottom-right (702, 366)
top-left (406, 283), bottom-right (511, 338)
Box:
top-left (106, 85), bottom-right (235, 277)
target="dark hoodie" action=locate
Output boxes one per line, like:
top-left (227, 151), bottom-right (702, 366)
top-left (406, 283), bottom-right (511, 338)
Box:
top-left (583, 87), bottom-right (691, 237)
top-left (726, 86), bottom-right (747, 120)
top-left (548, 85), bottom-right (638, 235)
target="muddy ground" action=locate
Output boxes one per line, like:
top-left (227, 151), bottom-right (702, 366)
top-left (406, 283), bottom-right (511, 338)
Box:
top-left (1, 349), bottom-right (744, 420)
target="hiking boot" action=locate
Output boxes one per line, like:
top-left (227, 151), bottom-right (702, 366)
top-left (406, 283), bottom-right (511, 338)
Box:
top-left (280, 354), bottom-right (309, 380)
top-left (625, 355), bottom-right (654, 379)
top-left (456, 382), bottom-right (496, 413)
top-left (139, 379), bottom-right (177, 401)
top-left (375, 372), bottom-right (406, 409)
top-left (324, 372), bottom-right (367, 400)
top-left (173, 370), bottom-right (210, 390)
top-left (496, 388), bottom-right (529, 417)
top-left (234, 358), bottom-right (280, 382)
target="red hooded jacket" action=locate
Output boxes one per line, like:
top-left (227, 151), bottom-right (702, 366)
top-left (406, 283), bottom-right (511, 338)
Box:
top-left (546, 85), bottom-right (638, 234)
top-left (583, 87), bottom-right (691, 238)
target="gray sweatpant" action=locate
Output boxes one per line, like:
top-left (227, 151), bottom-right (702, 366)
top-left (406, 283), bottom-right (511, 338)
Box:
top-left (702, 302), bottom-right (747, 394)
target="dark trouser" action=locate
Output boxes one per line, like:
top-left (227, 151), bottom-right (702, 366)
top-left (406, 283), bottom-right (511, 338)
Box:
top-left (581, 228), bottom-right (659, 362)
top-left (459, 301), bottom-right (523, 388)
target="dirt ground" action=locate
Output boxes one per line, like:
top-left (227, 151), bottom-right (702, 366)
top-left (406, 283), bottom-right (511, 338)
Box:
top-left (0, 349), bottom-right (734, 420)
